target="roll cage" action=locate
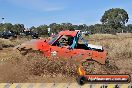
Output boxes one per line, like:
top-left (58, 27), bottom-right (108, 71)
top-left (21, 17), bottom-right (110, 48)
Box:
top-left (48, 31), bottom-right (91, 49)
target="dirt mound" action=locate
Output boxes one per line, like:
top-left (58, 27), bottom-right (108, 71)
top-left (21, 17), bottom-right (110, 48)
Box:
top-left (0, 51), bottom-right (79, 82)
top-left (0, 56), bottom-right (29, 82)
top-left (0, 48), bottom-right (131, 83)
top-left (26, 52), bottom-right (78, 77)
top-left (82, 60), bottom-right (119, 75)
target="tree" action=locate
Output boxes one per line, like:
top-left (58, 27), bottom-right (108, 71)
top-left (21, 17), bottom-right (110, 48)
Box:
top-left (77, 24), bottom-right (87, 31)
top-left (61, 23), bottom-right (74, 31)
top-left (0, 23), bottom-right (13, 32)
top-left (87, 25), bottom-right (95, 34)
top-left (126, 24), bottom-right (132, 33)
top-left (100, 8), bottom-right (129, 34)
top-left (11, 24), bottom-right (25, 34)
top-left (36, 25), bottom-right (48, 35)
top-left (49, 23), bottom-right (62, 33)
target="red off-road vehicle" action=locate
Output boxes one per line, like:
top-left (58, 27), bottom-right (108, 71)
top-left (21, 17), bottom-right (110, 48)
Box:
top-left (15, 30), bottom-right (108, 84)
top-left (15, 30), bottom-right (107, 64)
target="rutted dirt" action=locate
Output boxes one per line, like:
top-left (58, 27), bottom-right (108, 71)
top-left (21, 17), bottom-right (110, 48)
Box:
top-left (0, 48), bottom-right (131, 83)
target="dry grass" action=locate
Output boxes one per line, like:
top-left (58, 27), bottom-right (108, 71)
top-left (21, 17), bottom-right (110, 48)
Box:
top-left (108, 39), bottom-right (132, 59)
top-left (87, 33), bottom-right (132, 40)
top-left (0, 38), bottom-right (14, 49)
top-left (0, 37), bottom-right (31, 49)
top-left (87, 33), bottom-right (117, 40)
top-left (87, 33), bottom-right (132, 60)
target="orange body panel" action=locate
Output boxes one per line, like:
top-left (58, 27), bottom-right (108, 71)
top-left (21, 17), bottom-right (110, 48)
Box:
top-left (35, 40), bottom-right (107, 64)
top-left (35, 31), bottom-right (107, 65)
top-left (59, 30), bottom-right (78, 37)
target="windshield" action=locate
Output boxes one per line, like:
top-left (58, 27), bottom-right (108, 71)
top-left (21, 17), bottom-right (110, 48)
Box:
top-left (48, 35), bottom-right (59, 44)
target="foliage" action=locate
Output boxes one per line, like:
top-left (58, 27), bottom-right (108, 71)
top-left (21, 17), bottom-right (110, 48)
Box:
top-left (0, 23), bottom-right (25, 34)
top-left (100, 8), bottom-right (129, 34)
top-left (0, 8), bottom-right (131, 36)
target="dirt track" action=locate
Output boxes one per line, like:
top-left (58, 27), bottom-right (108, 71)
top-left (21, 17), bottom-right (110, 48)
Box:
top-left (0, 34), bottom-right (132, 83)
top-left (0, 47), bottom-right (131, 83)
top-left (0, 48), bottom-right (77, 83)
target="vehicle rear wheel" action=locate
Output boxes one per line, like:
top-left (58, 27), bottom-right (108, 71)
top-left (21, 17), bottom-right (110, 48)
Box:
top-left (82, 60), bottom-right (102, 74)
top-left (103, 59), bottom-right (119, 74)
top-left (81, 59), bottom-right (119, 75)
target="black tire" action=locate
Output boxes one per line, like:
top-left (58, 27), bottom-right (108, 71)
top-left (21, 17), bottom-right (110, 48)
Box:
top-left (76, 76), bottom-right (86, 85)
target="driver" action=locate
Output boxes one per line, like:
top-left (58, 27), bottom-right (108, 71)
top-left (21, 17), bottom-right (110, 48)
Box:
top-left (58, 35), bottom-right (74, 49)
top-left (58, 35), bottom-right (70, 48)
